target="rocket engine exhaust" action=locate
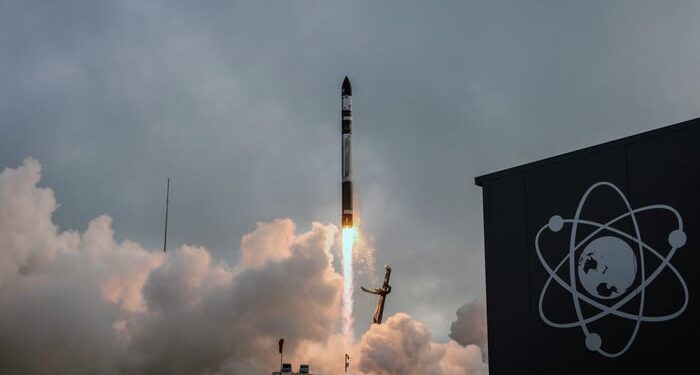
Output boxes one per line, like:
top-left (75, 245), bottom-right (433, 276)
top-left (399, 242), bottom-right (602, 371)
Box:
top-left (340, 76), bottom-right (356, 339)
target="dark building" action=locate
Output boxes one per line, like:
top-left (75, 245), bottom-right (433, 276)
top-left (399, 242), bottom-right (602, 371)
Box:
top-left (475, 118), bottom-right (700, 374)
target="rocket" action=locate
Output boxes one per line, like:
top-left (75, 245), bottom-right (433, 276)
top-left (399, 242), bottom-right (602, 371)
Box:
top-left (341, 76), bottom-right (353, 228)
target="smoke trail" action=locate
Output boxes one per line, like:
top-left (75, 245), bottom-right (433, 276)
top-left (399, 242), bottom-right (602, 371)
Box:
top-left (342, 227), bottom-right (355, 339)
top-left (0, 158), bottom-right (489, 374)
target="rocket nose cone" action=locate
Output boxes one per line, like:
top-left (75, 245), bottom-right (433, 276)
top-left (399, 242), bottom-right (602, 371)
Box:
top-left (342, 76), bottom-right (352, 95)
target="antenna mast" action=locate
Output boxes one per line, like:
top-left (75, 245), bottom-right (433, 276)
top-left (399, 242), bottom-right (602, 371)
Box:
top-left (163, 178), bottom-right (170, 253)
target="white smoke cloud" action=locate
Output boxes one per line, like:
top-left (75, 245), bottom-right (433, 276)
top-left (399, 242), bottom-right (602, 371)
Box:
top-left (0, 158), bottom-right (487, 374)
top-left (358, 313), bottom-right (487, 375)
top-left (0, 158), bottom-right (163, 374)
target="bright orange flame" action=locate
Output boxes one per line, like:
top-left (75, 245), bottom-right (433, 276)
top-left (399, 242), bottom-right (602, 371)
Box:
top-left (341, 227), bottom-right (356, 339)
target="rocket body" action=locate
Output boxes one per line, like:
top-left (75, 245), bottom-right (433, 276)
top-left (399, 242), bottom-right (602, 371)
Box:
top-left (341, 77), bottom-right (353, 228)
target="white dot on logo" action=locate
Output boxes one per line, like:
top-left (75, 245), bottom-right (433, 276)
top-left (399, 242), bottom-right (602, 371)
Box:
top-left (548, 215), bottom-right (563, 232)
top-left (668, 229), bottom-right (687, 248)
top-left (585, 333), bottom-right (602, 351)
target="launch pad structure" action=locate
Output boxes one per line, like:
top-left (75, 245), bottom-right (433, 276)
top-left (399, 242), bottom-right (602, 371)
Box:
top-left (361, 265), bottom-right (392, 324)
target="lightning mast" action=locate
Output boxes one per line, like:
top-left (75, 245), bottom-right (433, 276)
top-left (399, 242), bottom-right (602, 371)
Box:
top-left (163, 178), bottom-right (169, 252)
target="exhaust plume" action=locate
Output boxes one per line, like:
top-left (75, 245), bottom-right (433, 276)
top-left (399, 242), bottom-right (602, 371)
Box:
top-left (0, 158), bottom-right (487, 374)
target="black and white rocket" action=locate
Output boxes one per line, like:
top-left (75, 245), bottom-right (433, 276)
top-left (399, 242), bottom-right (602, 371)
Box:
top-left (341, 76), bottom-right (353, 228)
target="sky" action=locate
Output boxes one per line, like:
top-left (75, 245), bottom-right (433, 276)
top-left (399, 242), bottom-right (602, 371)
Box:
top-left (2, 1), bottom-right (700, 373)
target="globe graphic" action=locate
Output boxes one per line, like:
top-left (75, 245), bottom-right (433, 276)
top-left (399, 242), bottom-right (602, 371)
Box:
top-left (537, 182), bottom-right (689, 357)
top-left (577, 236), bottom-right (637, 299)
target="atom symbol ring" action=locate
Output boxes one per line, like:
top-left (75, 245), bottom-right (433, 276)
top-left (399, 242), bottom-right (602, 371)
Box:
top-left (535, 181), bottom-right (688, 358)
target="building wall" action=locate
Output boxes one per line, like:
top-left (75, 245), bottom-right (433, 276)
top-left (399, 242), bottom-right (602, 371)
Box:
top-left (477, 119), bottom-right (700, 374)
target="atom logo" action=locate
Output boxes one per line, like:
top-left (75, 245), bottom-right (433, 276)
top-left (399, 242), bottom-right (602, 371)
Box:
top-left (535, 181), bottom-right (688, 358)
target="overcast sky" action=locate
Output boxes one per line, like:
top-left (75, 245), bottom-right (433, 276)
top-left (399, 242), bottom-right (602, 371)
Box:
top-left (2, 0), bottom-right (700, 340)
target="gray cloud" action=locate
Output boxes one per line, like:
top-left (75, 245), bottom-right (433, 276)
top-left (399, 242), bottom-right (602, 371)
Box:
top-left (449, 299), bottom-right (488, 360)
top-left (3, 0), bottom-right (700, 342)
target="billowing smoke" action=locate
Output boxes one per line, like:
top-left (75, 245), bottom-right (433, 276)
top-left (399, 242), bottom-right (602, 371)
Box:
top-left (449, 299), bottom-right (488, 359)
top-left (358, 313), bottom-right (486, 375)
top-left (0, 158), bottom-right (487, 374)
